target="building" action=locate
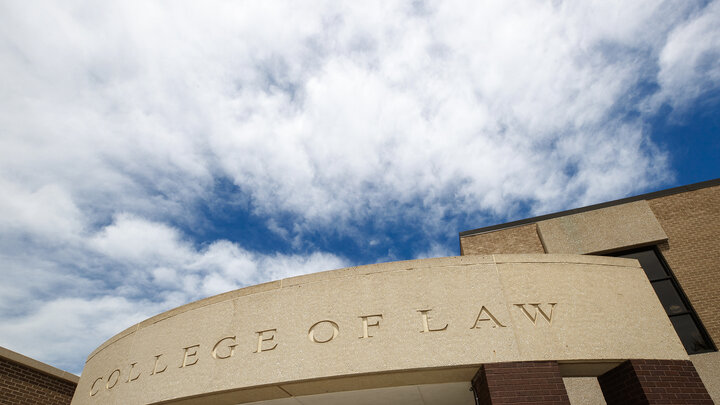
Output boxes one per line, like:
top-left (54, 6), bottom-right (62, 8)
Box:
top-left (459, 177), bottom-right (719, 403)
top-left (6, 179), bottom-right (718, 405)
top-left (0, 346), bottom-right (78, 405)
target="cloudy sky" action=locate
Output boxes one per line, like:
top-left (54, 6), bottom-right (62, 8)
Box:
top-left (1, 0), bottom-right (719, 374)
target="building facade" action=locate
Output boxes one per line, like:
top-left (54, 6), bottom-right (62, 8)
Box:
top-left (7, 178), bottom-right (709, 405)
top-left (0, 346), bottom-right (78, 405)
top-left (460, 178), bottom-right (720, 403)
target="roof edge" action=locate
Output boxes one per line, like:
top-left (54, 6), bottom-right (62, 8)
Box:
top-left (459, 177), bottom-right (720, 238)
top-left (0, 346), bottom-right (79, 384)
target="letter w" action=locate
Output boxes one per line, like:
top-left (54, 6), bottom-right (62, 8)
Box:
top-left (515, 303), bottom-right (556, 325)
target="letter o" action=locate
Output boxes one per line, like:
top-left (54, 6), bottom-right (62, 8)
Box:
top-left (308, 320), bottom-right (339, 343)
top-left (106, 369), bottom-right (121, 389)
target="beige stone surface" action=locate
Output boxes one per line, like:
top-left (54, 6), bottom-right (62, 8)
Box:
top-left (536, 200), bottom-right (668, 254)
top-left (71, 255), bottom-right (687, 405)
top-left (226, 382), bottom-right (475, 405)
top-left (279, 367), bottom-right (478, 397)
top-left (691, 351), bottom-right (720, 403)
top-left (460, 224), bottom-right (545, 255)
top-left (495, 260), bottom-right (683, 361)
top-left (492, 253), bottom-right (637, 266)
top-left (563, 377), bottom-right (606, 405)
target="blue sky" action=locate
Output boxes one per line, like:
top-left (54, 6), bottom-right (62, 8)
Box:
top-left (1, 0), bottom-right (719, 375)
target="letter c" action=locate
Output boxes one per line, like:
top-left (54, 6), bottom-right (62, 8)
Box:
top-left (90, 377), bottom-right (103, 396)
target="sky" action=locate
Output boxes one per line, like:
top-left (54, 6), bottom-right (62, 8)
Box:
top-left (0, 0), bottom-right (719, 375)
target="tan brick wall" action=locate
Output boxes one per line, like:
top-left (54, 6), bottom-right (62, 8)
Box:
top-left (460, 223), bottom-right (545, 255)
top-left (0, 357), bottom-right (76, 405)
top-left (648, 184), bottom-right (720, 347)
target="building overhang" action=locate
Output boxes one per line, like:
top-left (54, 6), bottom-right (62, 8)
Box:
top-left (71, 255), bottom-right (687, 405)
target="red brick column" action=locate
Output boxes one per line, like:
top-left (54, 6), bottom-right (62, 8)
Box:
top-left (598, 359), bottom-right (712, 404)
top-left (471, 361), bottom-right (570, 404)
top-left (0, 357), bottom-right (76, 405)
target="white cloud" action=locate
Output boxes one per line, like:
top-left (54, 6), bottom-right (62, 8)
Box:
top-left (652, 0), bottom-right (720, 111)
top-left (0, 215), bottom-right (348, 374)
top-left (0, 296), bottom-right (160, 374)
top-left (3, 0), bottom-right (711, 233)
top-left (0, 0), bottom-right (718, 374)
top-left (414, 242), bottom-right (456, 260)
top-left (89, 213), bottom-right (194, 265)
top-left (0, 180), bottom-right (84, 242)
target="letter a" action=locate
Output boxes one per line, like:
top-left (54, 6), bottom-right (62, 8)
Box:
top-left (470, 306), bottom-right (506, 329)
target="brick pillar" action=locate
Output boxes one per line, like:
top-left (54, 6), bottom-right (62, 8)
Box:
top-left (598, 359), bottom-right (712, 404)
top-left (471, 361), bottom-right (571, 404)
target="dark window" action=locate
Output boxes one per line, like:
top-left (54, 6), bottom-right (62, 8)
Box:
top-left (612, 247), bottom-right (715, 354)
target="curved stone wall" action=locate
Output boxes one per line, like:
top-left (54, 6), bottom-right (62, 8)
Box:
top-left (70, 254), bottom-right (687, 405)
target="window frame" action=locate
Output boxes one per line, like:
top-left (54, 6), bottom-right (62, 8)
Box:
top-left (610, 246), bottom-right (716, 355)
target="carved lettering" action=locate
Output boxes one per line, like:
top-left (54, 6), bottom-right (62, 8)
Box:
top-left (470, 306), bottom-right (506, 329)
top-left (212, 336), bottom-right (238, 359)
top-left (417, 309), bottom-right (448, 333)
top-left (359, 314), bottom-right (383, 338)
top-left (106, 369), bottom-right (120, 389)
top-left (515, 303), bottom-right (556, 325)
top-left (90, 377), bottom-right (103, 396)
top-left (308, 320), bottom-right (339, 343)
top-left (255, 329), bottom-right (278, 353)
top-left (90, 300), bottom-right (565, 391)
top-left (151, 354), bottom-right (167, 375)
top-left (180, 344), bottom-right (200, 368)
top-left (125, 362), bottom-right (140, 383)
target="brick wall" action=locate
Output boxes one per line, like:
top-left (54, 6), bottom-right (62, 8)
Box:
top-left (461, 224), bottom-right (545, 255)
top-left (472, 361), bottom-right (570, 404)
top-left (0, 357), bottom-right (76, 405)
top-left (598, 359), bottom-right (712, 404)
top-left (648, 184), bottom-right (720, 346)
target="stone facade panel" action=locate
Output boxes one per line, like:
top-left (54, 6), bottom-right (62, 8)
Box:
top-left (461, 224), bottom-right (545, 255)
